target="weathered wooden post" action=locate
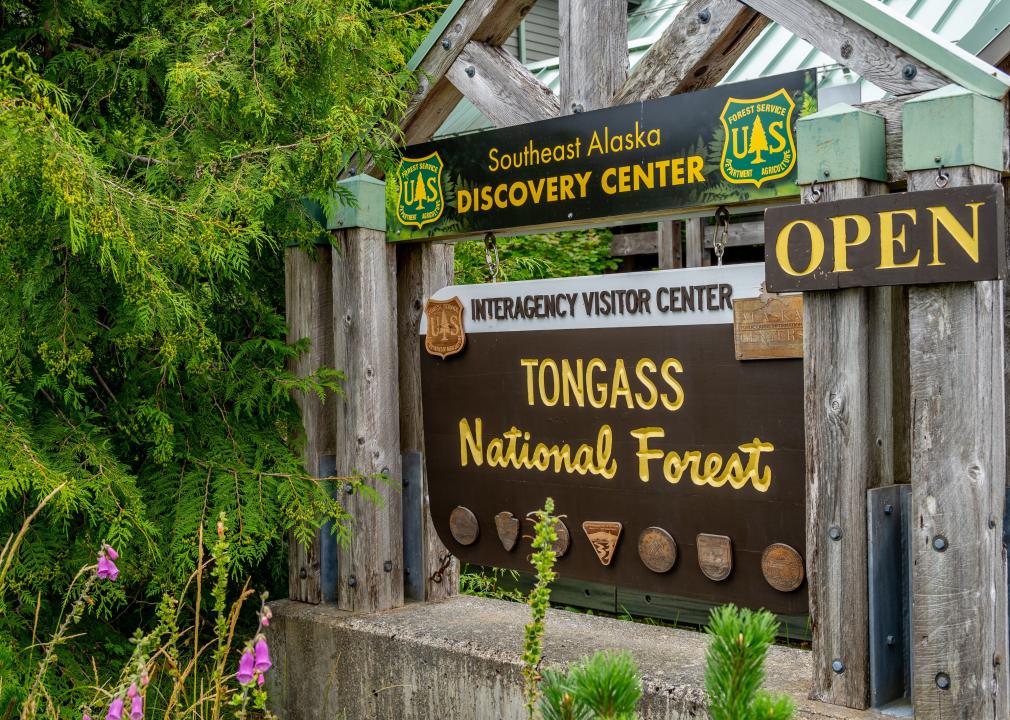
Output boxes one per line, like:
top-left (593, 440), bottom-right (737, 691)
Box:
top-left (397, 241), bottom-right (458, 601)
top-left (329, 174), bottom-right (404, 613)
top-left (286, 239), bottom-right (336, 604)
top-left (901, 84), bottom-right (1009, 718)
top-left (795, 104), bottom-right (898, 709)
top-left (559, 0), bottom-right (626, 114)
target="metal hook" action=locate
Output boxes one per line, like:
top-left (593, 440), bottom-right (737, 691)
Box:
top-left (713, 206), bottom-right (730, 266)
top-left (936, 165), bottom-right (949, 188)
top-left (483, 232), bottom-right (500, 283)
top-left (806, 179), bottom-right (823, 203)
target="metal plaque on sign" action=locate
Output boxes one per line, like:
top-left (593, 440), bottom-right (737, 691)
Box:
top-left (583, 521), bottom-right (623, 566)
top-left (449, 506), bottom-right (479, 546)
top-left (552, 519), bottom-right (571, 558)
top-left (638, 527), bottom-right (678, 573)
top-left (761, 542), bottom-right (805, 592)
top-left (733, 295), bottom-right (803, 360)
top-left (424, 297), bottom-right (466, 359)
top-left (494, 511), bottom-right (520, 551)
top-left (697, 533), bottom-right (733, 582)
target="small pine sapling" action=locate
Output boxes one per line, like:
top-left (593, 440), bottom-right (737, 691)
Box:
top-left (523, 498), bottom-right (559, 719)
top-left (704, 605), bottom-right (795, 720)
top-left (541, 651), bottom-right (641, 720)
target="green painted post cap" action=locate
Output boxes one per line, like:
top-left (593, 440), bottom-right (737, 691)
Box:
top-left (903, 84), bottom-right (1005, 172)
top-left (797, 103), bottom-right (886, 184)
top-left (326, 174), bottom-right (387, 232)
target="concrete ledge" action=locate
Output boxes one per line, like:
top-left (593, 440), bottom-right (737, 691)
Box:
top-left (266, 596), bottom-right (876, 720)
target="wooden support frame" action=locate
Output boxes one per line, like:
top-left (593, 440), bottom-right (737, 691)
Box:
top-left (613, 0), bottom-right (767, 104)
top-left (447, 41), bottom-right (560, 127)
top-left (559, 0), bottom-right (627, 112)
top-left (904, 168), bottom-right (1008, 718)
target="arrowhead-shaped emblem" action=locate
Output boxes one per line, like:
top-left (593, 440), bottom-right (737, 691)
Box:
top-left (582, 521), bottom-right (623, 566)
top-left (494, 511), bottom-right (520, 551)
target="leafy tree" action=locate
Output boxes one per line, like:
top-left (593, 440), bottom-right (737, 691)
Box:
top-left (0, 0), bottom-right (439, 706)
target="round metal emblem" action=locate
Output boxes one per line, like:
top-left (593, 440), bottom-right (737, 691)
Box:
top-left (638, 527), bottom-right (678, 573)
top-left (552, 519), bottom-right (571, 558)
top-left (761, 542), bottom-right (805, 592)
top-left (449, 506), bottom-right (479, 546)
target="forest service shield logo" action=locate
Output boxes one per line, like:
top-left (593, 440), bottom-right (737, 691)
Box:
top-left (719, 88), bottom-right (796, 188)
top-left (424, 297), bottom-right (465, 359)
top-left (396, 151), bottom-right (445, 229)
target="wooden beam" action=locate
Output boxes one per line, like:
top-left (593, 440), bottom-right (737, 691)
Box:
top-left (613, 0), bottom-right (767, 104)
top-left (559, 0), bottom-right (628, 113)
top-left (684, 218), bottom-right (705, 267)
top-left (906, 165), bottom-right (1008, 719)
top-left (397, 242), bottom-right (459, 601)
top-left (657, 220), bottom-right (682, 269)
top-left (702, 220), bottom-right (764, 248)
top-left (285, 247), bottom-right (337, 604)
top-left (610, 230), bottom-right (658, 257)
top-left (331, 227), bottom-right (403, 613)
top-left (803, 178), bottom-right (889, 710)
top-left (742, 0), bottom-right (948, 96)
top-left (447, 41), bottom-right (560, 127)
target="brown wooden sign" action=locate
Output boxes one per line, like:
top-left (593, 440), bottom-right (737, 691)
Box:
top-left (764, 184), bottom-right (1005, 292)
top-left (420, 265), bottom-right (807, 614)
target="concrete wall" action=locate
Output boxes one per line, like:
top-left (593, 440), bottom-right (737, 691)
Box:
top-left (266, 596), bottom-right (874, 720)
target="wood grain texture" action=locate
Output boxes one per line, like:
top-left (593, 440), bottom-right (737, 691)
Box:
top-left (803, 179), bottom-right (886, 710)
top-left (331, 228), bottom-right (404, 613)
top-left (684, 218), bottom-right (705, 267)
top-left (906, 166), bottom-right (1008, 719)
top-left (657, 220), bottom-right (682, 269)
top-left (396, 242), bottom-right (459, 601)
top-left (400, 0), bottom-right (534, 142)
top-left (285, 247), bottom-right (337, 604)
top-left (703, 219), bottom-right (764, 249)
top-left (558, 0), bottom-right (628, 113)
top-left (447, 41), bottom-right (560, 128)
top-left (613, 0), bottom-right (767, 104)
top-left (742, 0), bottom-right (948, 96)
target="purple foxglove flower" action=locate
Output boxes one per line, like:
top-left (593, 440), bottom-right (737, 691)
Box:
top-left (106, 697), bottom-right (124, 720)
top-left (253, 638), bottom-right (272, 673)
top-left (104, 544), bottom-right (119, 561)
top-left (129, 694), bottom-right (143, 720)
top-left (84, 714), bottom-right (92, 720)
top-left (127, 684), bottom-right (137, 699)
top-left (260, 615), bottom-right (269, 627)
top-left (257, 673), bottom-right (265, 686)
top-left (236, 650), bottom-right (255, 685)
top-left (96, 554), bottom-right (119, 581)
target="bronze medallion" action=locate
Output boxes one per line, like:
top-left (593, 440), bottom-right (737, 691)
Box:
top-left (733, 295), bottom-right (803, 360)
top-left (449, 506), bottom-right (479, 545)
top-left (582, 521), bottom-right (623, 566)
top-left (697, 533), bottom-right (733, 581)
top-left (638, 527), bottom-right (678, 573)
top-left (424, 297), bottom-right (466, 359)
top-left (552, 519), bottom-right (571, 558)
top-left (761, 543), bottom-right (805, 592)
top-left (494, 511), bottom-right (520, 551)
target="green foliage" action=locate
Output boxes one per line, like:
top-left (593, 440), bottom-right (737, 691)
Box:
top-left (0, 0), bottom-right (438, 712)
top-left (454, 229), bottom-right (618, 285)
top-left (540, 651), bottom-right (641, 720)
top-left (523, 497), bottom-right (559, 719)
top-left (704, 605), bottom-right (795, 720)
top-left (460, 565), bottom-right (525, 603)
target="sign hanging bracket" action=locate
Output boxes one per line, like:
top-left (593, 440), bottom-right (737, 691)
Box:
top-left (483, 232), bottom-right (500, 283)
top-left (713, 206), bottom-right (730, 266)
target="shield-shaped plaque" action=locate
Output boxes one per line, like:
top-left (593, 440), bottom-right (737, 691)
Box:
top-left (718, 87), bottom-right (796, 188)
top-left (424, 297), bottom-right (466, 359)
top-left (697, 533), bottom-right (733, 581)
top-left (582, 521), bottom-right (623, 566)
top-left (494, 511), bottom-right (520, 551)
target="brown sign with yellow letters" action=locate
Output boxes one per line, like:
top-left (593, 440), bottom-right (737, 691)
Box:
top-left (764, 185), bottom-right (1004, 292)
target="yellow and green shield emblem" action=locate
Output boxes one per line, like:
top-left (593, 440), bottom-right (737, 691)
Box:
top-left (396, 151), bottom-right (445, 229)
top-left (719, 88), bottom-right (796, 188)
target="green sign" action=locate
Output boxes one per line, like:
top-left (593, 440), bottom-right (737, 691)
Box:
top-left (387, 70), bottom-right (816, 242)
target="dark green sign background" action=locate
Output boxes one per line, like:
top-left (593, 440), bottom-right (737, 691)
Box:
top-left (387, 70), bottom-right (817, 242)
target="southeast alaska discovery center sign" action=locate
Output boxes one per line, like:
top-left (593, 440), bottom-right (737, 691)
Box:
top-left (419, 265), bottom-right (806, 614)
top-left (388, 70), bottom-right (817, 242)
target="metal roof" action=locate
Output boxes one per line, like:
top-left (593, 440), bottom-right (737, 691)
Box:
top-left (434, 0), bottom-right (1003, 139)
